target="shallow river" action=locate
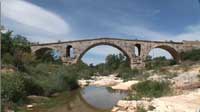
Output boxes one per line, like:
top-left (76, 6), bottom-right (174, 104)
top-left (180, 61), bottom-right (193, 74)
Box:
top-left (33, 86), bottom-right (127, 112)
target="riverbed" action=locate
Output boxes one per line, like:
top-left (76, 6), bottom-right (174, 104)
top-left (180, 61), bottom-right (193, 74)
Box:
top-left (27, 86), bottom-right (127, 112)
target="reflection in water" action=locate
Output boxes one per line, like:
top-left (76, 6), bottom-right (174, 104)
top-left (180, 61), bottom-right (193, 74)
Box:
top-left (81, 86), bottom-right (127, 109)
top-left (34, 86), bottom-right (127, 112)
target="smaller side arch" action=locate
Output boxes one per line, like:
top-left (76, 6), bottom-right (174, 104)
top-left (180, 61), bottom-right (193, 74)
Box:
top-left (31, 46), bottom-right (57, 54)
top-left (146, 45), bottom-right (181, 63)
top-left (31, 46), bottom-right (61, 61)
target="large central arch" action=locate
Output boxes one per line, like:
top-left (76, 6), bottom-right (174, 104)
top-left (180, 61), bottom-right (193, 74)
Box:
top-left (77, 42), bottom-right (131, 66)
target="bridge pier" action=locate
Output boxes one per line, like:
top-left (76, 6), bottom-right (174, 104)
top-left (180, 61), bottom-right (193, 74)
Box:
top-left (130, 58), bottom-right (145, 69)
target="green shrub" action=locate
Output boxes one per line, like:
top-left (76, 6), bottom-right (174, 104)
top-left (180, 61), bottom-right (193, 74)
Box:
top-left (133, 80), bottom-right (171, 98)
top-left (24, 63), bottom-right (79, 96)
top-left (118, 68), bottom-right (139, 81)
top-left (136, 106), bottom-right (147, 112)
top-left (1, 72), bottom-right (26, 102)
top-left (22, 74), bottom-right (44, 96)
top-left (2, 53), bottom-right (15, 65)
top-left (181, 49), bottom-right (200, 61)
top-left (197, 74), bottom-right (200, 81)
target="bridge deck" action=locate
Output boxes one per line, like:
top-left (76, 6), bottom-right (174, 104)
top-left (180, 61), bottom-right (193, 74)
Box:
top-left (31, 37), bottom-right (183, 46)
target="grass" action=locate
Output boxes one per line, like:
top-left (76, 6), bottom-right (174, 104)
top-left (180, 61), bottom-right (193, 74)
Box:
top-left (153, 68), bottom-right (178, 79)
top-left (117, 68), bottom-right (140, 81)
top-left (130, 80), bottom-right (171, 99)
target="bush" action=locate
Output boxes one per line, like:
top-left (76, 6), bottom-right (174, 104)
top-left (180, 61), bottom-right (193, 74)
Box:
top-left (136, 106), bottom-right (147, 112)
top-left (22, 75), bottom-right (44, 96)
top-left (1, 72), bottom-right (26, 102)
top-left (181, 49), bottom-right (200, 61)
top-left (2, 53), bottom-right (15, 65)
top-left (24, 63), bottom-right (79, 96)
top-left (117, 68), bottom-right (139, 81)
top-left (132, 80), bottom-right (171, 98)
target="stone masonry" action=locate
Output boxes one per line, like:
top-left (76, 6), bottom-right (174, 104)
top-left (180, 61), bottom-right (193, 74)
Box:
top-left (31, 38), bottom-right (200, 69)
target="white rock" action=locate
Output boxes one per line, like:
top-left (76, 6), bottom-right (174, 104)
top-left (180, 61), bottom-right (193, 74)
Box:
top-left (150, 89), bottom-right (200, 112)
top-left (27, 105), bottom-right (33, 108)
top-left (111, 80), bottom-right (139, 90)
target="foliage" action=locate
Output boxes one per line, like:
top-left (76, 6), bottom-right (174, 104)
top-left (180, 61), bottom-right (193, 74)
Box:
top-left (1, 31), bottom-right (32, 71)
top-left (35, 48), bottom-right (55, 63)
top-left (136, 106), bottom-right (147, 112)
top-left (198, 74), bottom-right (200, 81)
top-left (2, 53), bottom-right (15, 65)
top-left (132, 80), bottom-right (171, 98)
top-left (1, 72), bottom-right (26, 103)
top-left (105, 53), bottom-right (127, 72)
top-left (181, 49), bottom-right (200, 61)
top-left (12, 35), bottom-right (31, 53)
top-left (24, 63), bottom-right (79, 96)
top-left (1, 31), bottom-right (14, 56)
top-left (91, 53), bottom-right (130, 77)
top-left (117, 68), bottom-right (140, 81)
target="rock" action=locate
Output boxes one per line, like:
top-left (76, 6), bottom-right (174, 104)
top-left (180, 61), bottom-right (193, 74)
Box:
top-left (172, 71), bottom-right (200, 89)
top-left (78, 79), bottom-right (95, 87)
top-left (27, 105), bottom-right (33, 108)
top-left (114, 100), bottom-right (151, 112)
top-left (89, 75), bottom-right (123, 87)
top-left (112, 107), bottom-right (120, 112)
top-left (150, 88), bottom-right (200, 112)
top-left (111, 80), bottom-right (139, 90)
top-left (117, 100), bottom-right (135, 109)
top-left (27, 95), bottom-right (49, 102)
top-left (51, 92), bottom-right (60, 97)
top-left (7, 110), bottom-right (15, 112)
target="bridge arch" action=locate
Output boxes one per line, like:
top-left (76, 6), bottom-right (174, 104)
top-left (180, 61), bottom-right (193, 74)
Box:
top-left (147, 45), bottom-right (180, 62)
top-left (77, 42), bottom-right (131, 66)
top-left (32, 46), bottom-right (62, 61)
top-left (32, 46), bottom-right (57, 54)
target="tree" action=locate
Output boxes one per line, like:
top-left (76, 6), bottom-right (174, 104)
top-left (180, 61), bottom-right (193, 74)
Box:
top-left (13, 35), bottom-right (31, 53)
top-left (105, 53), bottom-right (128, 72)
top-left (1, 31), bottom-right (14, 56)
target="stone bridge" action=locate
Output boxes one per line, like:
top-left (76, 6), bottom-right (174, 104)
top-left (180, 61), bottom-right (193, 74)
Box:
top-left (31, 38), bottom-right (200, 69)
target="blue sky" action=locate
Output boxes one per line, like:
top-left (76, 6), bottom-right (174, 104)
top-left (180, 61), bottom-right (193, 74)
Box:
top-left (1, 0), bottom-right (200, 64)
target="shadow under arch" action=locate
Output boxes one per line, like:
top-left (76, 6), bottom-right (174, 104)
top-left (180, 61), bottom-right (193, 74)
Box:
top-left (33, 47), bottom-right (61, 62)
top-left (77, 42), bottom-right (131, 66)
top-left (32, 46), bottom-right (57, 54)
top-left (147, 45), bottom-right (181, 63)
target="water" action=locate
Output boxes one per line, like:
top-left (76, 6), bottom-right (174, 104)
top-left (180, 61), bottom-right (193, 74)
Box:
top-left (34, 86), bottom-right (127, 112)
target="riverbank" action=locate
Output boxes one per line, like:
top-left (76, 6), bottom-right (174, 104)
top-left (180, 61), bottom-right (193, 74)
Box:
top-left (112, 64), bottom-right (200, 112)
top-left (78, 63), bottom-right (200, 112)
top-left (78, 74), bottom-right (139, 91)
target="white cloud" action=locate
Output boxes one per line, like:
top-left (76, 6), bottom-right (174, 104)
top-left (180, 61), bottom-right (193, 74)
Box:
top-left (175, 24), bottom-right (200, 41)
top-left (116, 23), bottom-right (200, 42)
top-left (1, 0), bottom-right (71, 42)
top-left (117, 26), bottom-right (171, 41)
